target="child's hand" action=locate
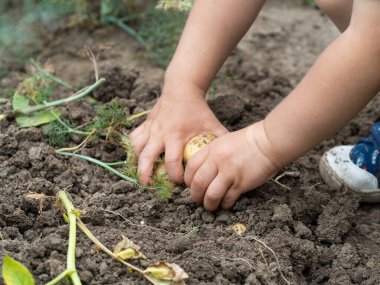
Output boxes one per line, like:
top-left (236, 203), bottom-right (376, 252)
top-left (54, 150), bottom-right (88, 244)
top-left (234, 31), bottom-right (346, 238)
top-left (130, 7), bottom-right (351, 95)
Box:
top-left (184, 122), bottom-right (279, 211)
top-left (130, 80), bottom-right (227, 185)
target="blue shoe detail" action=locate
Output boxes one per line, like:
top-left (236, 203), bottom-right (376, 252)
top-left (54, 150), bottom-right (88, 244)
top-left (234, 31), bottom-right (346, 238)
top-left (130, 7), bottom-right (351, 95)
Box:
top-left (350, 122), bottom-right (380, 180)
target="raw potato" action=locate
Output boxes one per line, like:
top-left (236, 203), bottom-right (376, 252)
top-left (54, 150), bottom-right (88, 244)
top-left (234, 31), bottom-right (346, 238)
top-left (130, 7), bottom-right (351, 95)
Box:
top-left (183, 134), bottom-right (216, 163)
top-left (154, 160), bottom-right (169, 178)
top-left (152, 134), bottom-right (215, 184)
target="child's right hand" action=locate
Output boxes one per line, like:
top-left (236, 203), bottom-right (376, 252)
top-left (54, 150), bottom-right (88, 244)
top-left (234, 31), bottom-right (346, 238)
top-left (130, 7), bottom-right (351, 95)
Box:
top-left (129, 79), bottom-right (228, 185)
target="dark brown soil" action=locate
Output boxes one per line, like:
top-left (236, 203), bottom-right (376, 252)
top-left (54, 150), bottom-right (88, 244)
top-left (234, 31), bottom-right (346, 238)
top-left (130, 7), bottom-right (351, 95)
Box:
top-left (1, 1), bottom-right (379, 285)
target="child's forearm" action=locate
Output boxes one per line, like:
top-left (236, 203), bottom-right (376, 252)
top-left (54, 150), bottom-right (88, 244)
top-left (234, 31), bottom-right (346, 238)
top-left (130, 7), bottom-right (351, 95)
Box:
top-left (165, 0), bottom-right (265, 92)
top-left (259, 5), bottom-right (380, 167)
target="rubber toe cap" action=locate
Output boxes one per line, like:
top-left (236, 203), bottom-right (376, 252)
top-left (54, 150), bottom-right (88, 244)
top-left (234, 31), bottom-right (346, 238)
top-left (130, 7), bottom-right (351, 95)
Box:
top-left (319, 146), bottom-right (380, 203)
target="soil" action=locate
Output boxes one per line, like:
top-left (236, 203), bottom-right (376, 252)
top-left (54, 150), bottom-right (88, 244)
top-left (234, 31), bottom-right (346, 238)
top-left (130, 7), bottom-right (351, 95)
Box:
top-left (1, 1), bottom-right (379, 285)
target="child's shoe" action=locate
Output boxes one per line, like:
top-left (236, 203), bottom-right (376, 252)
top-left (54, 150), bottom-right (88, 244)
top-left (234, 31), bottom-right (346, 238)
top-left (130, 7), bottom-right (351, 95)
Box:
top-left (319, 122), bottom-right (380, 202)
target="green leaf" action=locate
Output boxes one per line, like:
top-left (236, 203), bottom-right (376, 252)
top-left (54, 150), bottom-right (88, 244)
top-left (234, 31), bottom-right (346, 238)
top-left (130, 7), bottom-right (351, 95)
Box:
top-left (16, 110), bottom-right (60, 128)
top-left (12, 92), bottom-right (29, 110)
top-left (2, 256), bottom-right (35, 285)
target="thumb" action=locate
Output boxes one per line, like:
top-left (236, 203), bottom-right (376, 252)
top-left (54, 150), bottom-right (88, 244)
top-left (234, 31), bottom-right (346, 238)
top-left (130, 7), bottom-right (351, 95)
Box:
top-left (214, 125), bottom-right (229, 137)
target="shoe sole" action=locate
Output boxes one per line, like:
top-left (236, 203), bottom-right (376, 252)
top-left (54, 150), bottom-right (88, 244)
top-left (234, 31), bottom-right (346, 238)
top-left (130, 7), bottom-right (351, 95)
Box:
top-left (319, 154), bottom-right (380, 203)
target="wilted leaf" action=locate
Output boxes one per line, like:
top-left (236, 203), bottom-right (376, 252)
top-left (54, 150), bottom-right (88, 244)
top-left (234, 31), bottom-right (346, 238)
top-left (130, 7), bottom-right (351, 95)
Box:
top-left (25, 191), bottom-right (46, 200)
top-left (12, 92), bottom-right (29, 110)
top-left (144, 262), bottom-right (188, 285)
top-left (145, 263), bottom-right (172, 279)
top-left (226, 223), bottom-right (247, 235)
top-left (117, 248), bottom-right (139, 260)
top-left (113, 234), bottom-right (146, 260)
top-left (25, 191), bottom-right (47, 214)
top-left (2, 256), bottom-right (35, 285)
top-left (15, 110), bottom-right (60, 128)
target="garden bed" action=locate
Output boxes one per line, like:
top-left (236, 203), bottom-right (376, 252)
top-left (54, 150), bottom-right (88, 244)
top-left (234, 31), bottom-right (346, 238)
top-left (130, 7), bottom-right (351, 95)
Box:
top-left (1, 1), bottom-right (379, 284)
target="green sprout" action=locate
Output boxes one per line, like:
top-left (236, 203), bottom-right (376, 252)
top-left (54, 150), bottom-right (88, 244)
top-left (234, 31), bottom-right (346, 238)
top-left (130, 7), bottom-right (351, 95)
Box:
top-left (44, 120), bottom-right (71, 147)
top-left (2, 191), bottom-right (189, 284)
top-left (0, 59), bottom-right (105, 127)
top-left (44, 118), bottom-right (89, 147)
top-left (152, 157), bottom-right (175, 200)
top-left (93, 99), bottom-right (128, 133)
top-left (18, 75), bottom-right (55, 104)
top-left (2, 192), bottom-right (82, 285)
top-left (120, 134), bottom-right (140, 181)
top-left (104, 4), bottom-right (188, 67)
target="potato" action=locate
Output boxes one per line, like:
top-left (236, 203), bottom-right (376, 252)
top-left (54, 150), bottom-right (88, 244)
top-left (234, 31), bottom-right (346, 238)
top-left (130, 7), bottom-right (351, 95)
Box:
top-left (152, 134), bottom-right (216, 186)
top-left (183, 134), bottom-right (216, 163)
top-left (154, 160), bottom-right (168, 177)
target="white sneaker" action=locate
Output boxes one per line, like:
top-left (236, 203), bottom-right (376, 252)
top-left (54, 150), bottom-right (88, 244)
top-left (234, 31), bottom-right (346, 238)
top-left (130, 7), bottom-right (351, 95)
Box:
top-left (319, 145), bottom-right (380, 203)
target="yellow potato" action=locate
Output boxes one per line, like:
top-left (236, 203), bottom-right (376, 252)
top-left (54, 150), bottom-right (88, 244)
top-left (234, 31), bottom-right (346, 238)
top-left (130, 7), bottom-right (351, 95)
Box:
top-left (152, 134), bottom-right (216, 186)
top-left (154, 160), bottom-right (168, 177)
top-left (183, 134), bottom-right (216, 163)
top-left (226, 223), bottom-right (247, 235)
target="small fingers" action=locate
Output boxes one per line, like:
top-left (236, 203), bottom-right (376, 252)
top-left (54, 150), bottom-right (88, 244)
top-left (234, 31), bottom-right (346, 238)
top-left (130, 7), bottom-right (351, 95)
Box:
top-left (184, 146), bottom-right (209, 186)
top-left (203, 174), bottom-right (232, 211)
top-left (214, 125), bottom-right (229, 137)
top-left (220, 186), bottom-right (242, 210)
top-left (189, 160), bottom-right (217, 204)
top-left (129, 124), bottom-right (148, 155)
top-left (164, 140), bottom-right (184, 184)
top-left (138, 140), bottom-right (164, 185)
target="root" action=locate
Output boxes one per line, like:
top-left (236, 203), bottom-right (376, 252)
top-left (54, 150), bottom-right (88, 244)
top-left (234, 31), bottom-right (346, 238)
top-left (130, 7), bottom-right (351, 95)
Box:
top-left (258, 247), bottom-right (268, 267)
top-left (210, 255), bottom-right (256, 272)
top-left (271, 169), bottom-right (300, 191)
top-left (82, 47), bottom-right (99, 82)
top-left (302, 183), bottom-right (328, 199)
top-left (240, 235), bottom-right (291, 285)
top-left (100, 208), bottom-right (183, 236)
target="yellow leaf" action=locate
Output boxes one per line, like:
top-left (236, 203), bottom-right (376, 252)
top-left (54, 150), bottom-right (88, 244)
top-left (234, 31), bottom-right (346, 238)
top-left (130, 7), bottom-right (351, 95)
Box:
top-left (113, 235), bottom-right (145, 260)
top-left (2, 256), bottom-right (35, 285)
top-left (116, 248), bottom-right (138, 260)
top-left (145, 262), bottom-right (173, 280)
top-left (144, 261), bottom-right (189, 284)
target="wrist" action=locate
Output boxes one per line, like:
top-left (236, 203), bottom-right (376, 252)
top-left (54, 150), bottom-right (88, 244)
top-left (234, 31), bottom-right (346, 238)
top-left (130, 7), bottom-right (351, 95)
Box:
top-left (164, 62), bottom-right (213, 93)
top-left (246, 121), bottom-right (284, 171)
top-left (162, 73), bottom-right (207, 100)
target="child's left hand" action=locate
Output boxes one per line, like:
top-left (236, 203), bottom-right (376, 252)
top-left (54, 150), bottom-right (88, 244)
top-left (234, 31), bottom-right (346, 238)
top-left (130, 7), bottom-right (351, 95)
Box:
top-left (184, 122), bottom-right (279, 211)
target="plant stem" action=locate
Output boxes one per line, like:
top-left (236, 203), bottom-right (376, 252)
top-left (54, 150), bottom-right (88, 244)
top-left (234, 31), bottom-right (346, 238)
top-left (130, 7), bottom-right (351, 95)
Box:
top-left (55, 129), bottom-right (95, 153)
top-left (49, 107), bottom-right (90, 136)
top-left (76, 219), bottom-right (158, 284)
top-left (44, 269), bottom-right (75, 285)
top-left (104, 161), bottom-right (127, 166)
top-left (30, 59), bottom-right (73, 90)
top-left (57, 191), bottom-right (82, 285)
top-left (13, 78), bottom-right (105, 115)
top-left (56, 151), bottom-right (140, 185)
top-left (104, 16), bottom-right (148, 47)
top-left (76, 219), bottom-right (143, 273)
top-left (127, 110), bottom-right (150, 122)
